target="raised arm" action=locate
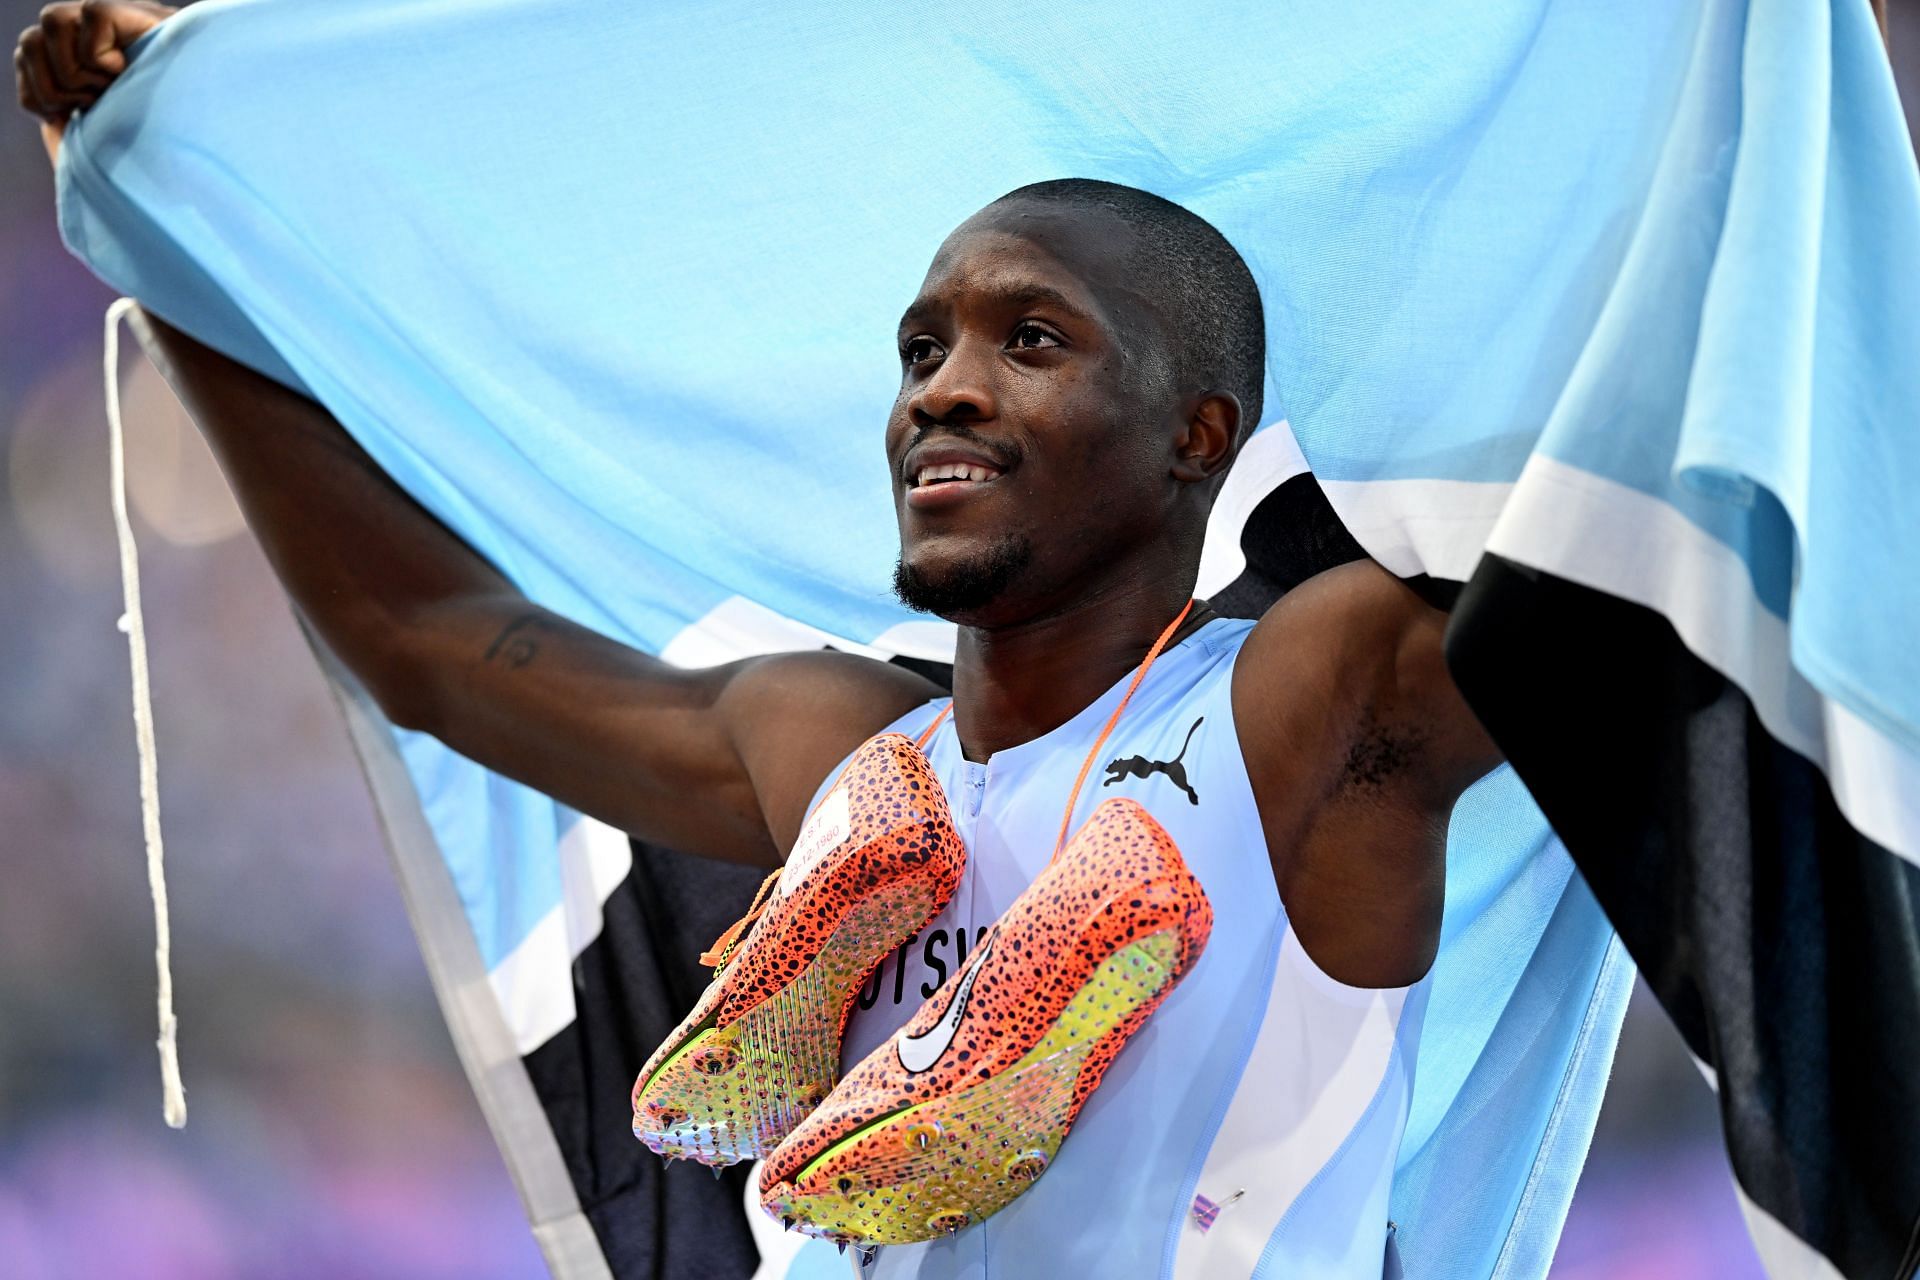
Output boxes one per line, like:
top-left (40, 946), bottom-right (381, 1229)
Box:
top-left (17, 3), bottom-right (934, 867)
top-left (1233, 560), bottom-right (1503, 987)
top-left (131, 316), bottom-right (934, 867)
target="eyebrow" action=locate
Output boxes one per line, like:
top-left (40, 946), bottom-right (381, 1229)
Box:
top-left (897, 283), bottom-right (1095, 337)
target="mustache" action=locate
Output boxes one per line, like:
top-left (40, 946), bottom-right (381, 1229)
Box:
top-left (899, 422), bottom-right (1020, 472)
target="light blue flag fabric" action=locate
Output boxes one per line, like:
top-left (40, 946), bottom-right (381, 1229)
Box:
top-left (54, 0), bottom-right (1920, 1275)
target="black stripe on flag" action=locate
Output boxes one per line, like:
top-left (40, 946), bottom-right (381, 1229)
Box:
top-left (523, 843), bottom-right (768, 1276)
top-left (1210, 470), bottom-right (1462, 618)
top-left (1448, 554), bottom-right (1920, 1280)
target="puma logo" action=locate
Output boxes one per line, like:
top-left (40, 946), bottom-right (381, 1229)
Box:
top-left (1102, 716), bottom-right (1204, 805)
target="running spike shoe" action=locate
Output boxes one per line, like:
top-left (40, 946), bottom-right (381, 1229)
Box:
top-left (631, 732), bottom-right (966, 1167)
top-left (758, 796), bottom-right (1212, 1244)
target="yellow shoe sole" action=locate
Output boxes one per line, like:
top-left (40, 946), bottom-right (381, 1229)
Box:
top-left (632, 874), bottom-right (947, 1166)
top-left (765, 929), bottom-right (1180, 1242)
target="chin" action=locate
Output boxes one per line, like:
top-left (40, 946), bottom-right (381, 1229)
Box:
top-left (892, 533), bottom-right (1034, 621)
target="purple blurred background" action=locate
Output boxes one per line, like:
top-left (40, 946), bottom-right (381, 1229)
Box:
top-left (3, 6), bottom-right (1915, 1277)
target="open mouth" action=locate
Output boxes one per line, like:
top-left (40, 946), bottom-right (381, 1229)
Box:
top-left (909, 461), bottom-right (1004, 490)
top-left (901, 444), bottom-right (1012, 509)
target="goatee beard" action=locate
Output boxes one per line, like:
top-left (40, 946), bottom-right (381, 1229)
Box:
top-left (892, 535), bottom-right (1034, 617)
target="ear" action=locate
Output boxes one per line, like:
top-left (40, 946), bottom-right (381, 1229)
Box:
top-left (1170, 392), bottom-right (1241, 484)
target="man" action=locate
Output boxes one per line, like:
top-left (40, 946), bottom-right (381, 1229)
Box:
top-left (19, 5), bottom-right (1501, 1275)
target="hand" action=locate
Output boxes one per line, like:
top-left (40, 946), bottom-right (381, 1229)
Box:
top-left (15, 1), bottom-right (176, 130)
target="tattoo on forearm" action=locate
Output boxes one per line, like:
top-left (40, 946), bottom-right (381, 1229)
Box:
top-left (485, 613), bottom-right (548, 669)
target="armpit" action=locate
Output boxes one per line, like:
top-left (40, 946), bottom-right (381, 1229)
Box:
top-left (1338, 709), bottom-right (1430, 794)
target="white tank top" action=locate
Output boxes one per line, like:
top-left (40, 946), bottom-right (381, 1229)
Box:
top-left (759, 617), bottom-right (1429, 1280)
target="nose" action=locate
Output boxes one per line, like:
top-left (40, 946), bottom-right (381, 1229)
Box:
top-left (909, 338), bottom-right (996, 427)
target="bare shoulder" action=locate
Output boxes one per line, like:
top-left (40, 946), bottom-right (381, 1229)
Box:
top-left (718, 649), bottom-right (944, 853)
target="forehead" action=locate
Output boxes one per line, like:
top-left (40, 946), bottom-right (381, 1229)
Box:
top-left (907, 200), bottom-right (1166, 338)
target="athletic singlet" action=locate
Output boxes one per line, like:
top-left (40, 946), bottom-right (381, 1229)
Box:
top-left (754, 617), bottom-right (1429, 1280)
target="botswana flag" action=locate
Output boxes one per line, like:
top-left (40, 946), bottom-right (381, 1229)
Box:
top-left (63, 0), bottom-right (1917, 1276)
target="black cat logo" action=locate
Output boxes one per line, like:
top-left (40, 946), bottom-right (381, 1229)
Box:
top-left (1102, 716), bottom-right (1204, 805)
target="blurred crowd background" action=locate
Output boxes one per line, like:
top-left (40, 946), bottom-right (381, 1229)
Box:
top-left (3, 5), bottom-right (1915, 1277)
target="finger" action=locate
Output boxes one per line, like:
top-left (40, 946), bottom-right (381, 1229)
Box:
top-left (77, 1), bottom-right (114, 67)
top-left (21, 23), bottom-right (99, 114)
top-left (15, 45), bottom-right (40, 114)
top-left (15, 30), bottom-right (48, 112)
top-left (41, 4), bottom-right (109, 93)
top-left (81, 0), bottom-right (168, 74)
top-left (15, 38), bottom-right (66, 120)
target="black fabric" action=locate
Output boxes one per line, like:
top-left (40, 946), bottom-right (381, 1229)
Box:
top-left (1448, 554), bottom-right (1920, 1280)
top-left (1211, 472), bottom-right (1369, 618)
top-left (1209, 471), bottom-right (1462, 620)
top-left (523, 842), bottom-right (768, 1279)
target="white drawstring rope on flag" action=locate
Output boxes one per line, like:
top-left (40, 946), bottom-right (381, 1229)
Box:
top-left (104, 296), bottom-right (186, 1128)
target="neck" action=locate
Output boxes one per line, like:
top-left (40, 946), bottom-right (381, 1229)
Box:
top-left (947, 571), bottom-right (1208, 762)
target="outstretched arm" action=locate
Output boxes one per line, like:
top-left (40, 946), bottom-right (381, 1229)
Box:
top-left (16, 3), bottom-right (935, 866)
top-left (133, 316), bottom-right (935, 867)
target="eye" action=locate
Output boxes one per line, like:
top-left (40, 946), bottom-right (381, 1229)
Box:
top-left (902, 336), bottom-right (944, 366)
top-left (1009, 322), bottom-right (1061, 352)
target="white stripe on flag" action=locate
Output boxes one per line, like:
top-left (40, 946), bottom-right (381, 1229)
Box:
top-left (660, 594), bottom-right (889, 668)
top-left (308, 644), bottom-right (612, 1278)
top-left (1197, 419), bottom-right (1311, 596)
top-left (490, 817), bottom-right (636, 1056)
top-left (663, 587), bottom-right (961, 668)
top-left (1317, 476), bottom-right (1516, 583)
top-left (1486, 455), bottom-right (1920, 867)
top-left (1732, 1180), bottom-right (1849, 1280)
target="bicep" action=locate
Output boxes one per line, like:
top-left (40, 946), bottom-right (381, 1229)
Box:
top-left (399, 601), bottom-right (779, 864)
top-left (1231, 560), bottom-right (1495, 986)
top-left (142, 314), bottom-right (937, 867)
top-left (408, 616), bottom-right (938, 869)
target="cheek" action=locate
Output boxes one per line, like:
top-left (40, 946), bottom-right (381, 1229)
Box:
top-left (1053, 388), bottom-right (1155, 478)
top-left (883, 407), bottom-right (911, 468)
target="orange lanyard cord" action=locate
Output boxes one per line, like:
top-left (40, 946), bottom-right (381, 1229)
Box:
top-left (916, 603), bottom-right (1196, 861)
top-left (914, 702), bottom-right (953, 749)
top-left (1051, 599), bottom-right (1194, 861)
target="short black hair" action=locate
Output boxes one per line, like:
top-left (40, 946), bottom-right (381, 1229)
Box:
top-left (993, 178), bottom-right (1266, 435)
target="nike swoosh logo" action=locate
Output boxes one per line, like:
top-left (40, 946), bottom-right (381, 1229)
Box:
top-left (897, 935), bottom-right (994, 1075)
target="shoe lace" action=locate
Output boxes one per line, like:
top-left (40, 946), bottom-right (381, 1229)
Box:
top-left (698, 867), bottom-right (784, 969)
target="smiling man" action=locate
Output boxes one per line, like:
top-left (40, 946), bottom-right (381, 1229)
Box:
top-left (20, 7), bottom-right (1502, 1276)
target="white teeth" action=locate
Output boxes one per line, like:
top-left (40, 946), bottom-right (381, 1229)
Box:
top-left (914, 463), bottom-right (997, 487)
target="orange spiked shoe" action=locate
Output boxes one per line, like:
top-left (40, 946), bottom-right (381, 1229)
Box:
top-left (632, 730), bottom-right (965, 1167)
top-left (758, 796), bottom-right (1212, 1243)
